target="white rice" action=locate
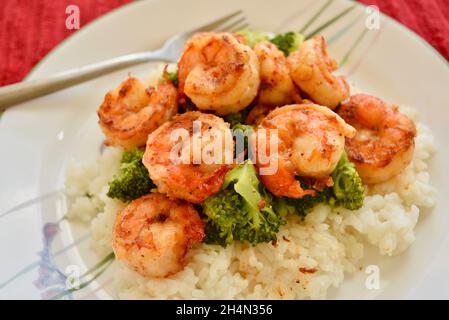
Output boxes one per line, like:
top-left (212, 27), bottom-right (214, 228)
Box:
top-left (64, 78), bottom-right (436, 299)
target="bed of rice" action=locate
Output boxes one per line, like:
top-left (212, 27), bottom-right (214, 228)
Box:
top-left (64, 73), bottom-right (436, 298)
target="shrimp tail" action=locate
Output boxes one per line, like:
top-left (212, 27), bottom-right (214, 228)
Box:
top-left (258, 159), bottom-right (316, 199)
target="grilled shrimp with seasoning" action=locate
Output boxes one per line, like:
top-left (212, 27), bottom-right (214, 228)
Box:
top-left (287, 35), bottom-right (349, 109)
top-left (97, 77), bottom-right (178, 149)
top-left (112, 193), bottom-right (205, 278)
top-left (337, 94), bottom-right (417, 184)
top-left (177, 32), bottom-right (260, 115)
top-left (252, 104), bottom-right (356, 198)
top-left (143, 111), bottom-right (233, 203)
top-left (253, 41), bottom-right (301, 107)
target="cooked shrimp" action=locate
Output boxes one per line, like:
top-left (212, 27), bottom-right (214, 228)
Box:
top-left (178, 32), bottom-right (260, 115)
top-left (252, 104), bottom-right (356, 198)
top-left (253, 41), bottom-right (301, 106)
top-left (337, 94), bottom-right (416, 184)
top-left (245, 97), bottom-right (311, 126)
top-left (98, 77), bottom-right (178, 149)
top-left (143, 111), bottom-right (233, 203)
top-left (287, 35), bottom-right (349, 109)
top-left (112, 193), bottom-right (205, 278)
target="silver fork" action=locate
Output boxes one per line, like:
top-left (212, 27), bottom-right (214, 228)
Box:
top-left (0, 10), bottom-right (248, 112)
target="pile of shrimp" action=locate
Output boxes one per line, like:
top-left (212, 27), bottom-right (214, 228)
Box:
top-left (97, 32), bottom-right (417, 278)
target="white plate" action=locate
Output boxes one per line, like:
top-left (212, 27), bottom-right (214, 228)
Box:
top-left (1, 0), bottom-right (448, 299)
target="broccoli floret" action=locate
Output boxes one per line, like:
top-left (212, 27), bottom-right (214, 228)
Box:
top-left (164, 69), bottom-right (178, 87)
top-left (273, 153), bottom-right (365, 216)
top-left (120, 148), bottom-right (144, 163)
top-left (270, 31), bottom-right (304, 56)
top-left (329, 152), bottom-right (365, 210)
top-left (273, 184), bottom-right (332, 218)
top-left (203, 221), bottom-right (229, 246)
top-left (236, 30), bottom-right (271, 47)
top-left (203, 161), bottom-right (284, 246)
top-left (233, 122), bottom-right (253, 132)
top-left (107, 149), bottom-right (155, 202)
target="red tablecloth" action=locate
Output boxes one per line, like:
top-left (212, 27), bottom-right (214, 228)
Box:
top-left (1, 0), bottom-right (448, 86)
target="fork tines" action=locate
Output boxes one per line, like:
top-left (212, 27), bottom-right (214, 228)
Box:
top-left (192, 10), bottom-right (248, 34)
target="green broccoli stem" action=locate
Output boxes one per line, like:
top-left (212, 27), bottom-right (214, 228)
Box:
top-left (106, 149), bottom-right (155, 202)
top-left (203, 161), bottom-right (284, 246)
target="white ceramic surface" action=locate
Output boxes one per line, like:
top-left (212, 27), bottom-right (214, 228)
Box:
top-left (0, 0), bottom-right (448, 299)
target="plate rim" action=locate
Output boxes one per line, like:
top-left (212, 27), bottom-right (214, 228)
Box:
top-left (23, 0), bottom-right (448, 84)
top-left (2, 0), bottom-right (448, 300)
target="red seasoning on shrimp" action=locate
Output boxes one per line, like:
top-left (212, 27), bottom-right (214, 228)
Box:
top-left (252, 104), bottom-right (355, 198)
top-left (98, 78), bottom-right (178, 149)
top-left (143, 111), bottom-right (233, 203)
top-left (178, 32), bottom-right (260, 115)
top-left (337, 94), bottom-right (417, 184)
top-left (287, 35), bottom-right (349, 109)
top-left (112, 193), bottom-right (205, 278)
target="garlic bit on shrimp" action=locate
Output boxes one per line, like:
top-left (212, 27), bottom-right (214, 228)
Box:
top-left (112, 193), bottom-right (205, 278)
top-left (252, 104), bottom-right (356, 198)
top-left (143, 111), bottom-right (234, 203)
top-left (178, 32), bottom-right (260, 115)
top-left (337, 94), bottom-right (417, 184)
top-left (287, 35), bottom-right (349, 109)
top-left (97, 77), bottom-right (178, 150)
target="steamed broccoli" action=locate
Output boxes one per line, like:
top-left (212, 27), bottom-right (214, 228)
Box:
top-left (273, 181), bottom-right (332, 218)
top-left (273, 153), bottom-right (365, 216)
top-left (233, 122), bottom-right (253, 133)
top-left (236, 30), bottom-right (270, 47)
top-left (107, 149), bottom-right (155, 202)
top-left (329, 152), bottom-right (365, 210)
top-left (203, 161), bottom-right (284, 246)
top-left (164, 69), bottom-right (178, 87)
top-left (270, 31), bottom-right (304, 56)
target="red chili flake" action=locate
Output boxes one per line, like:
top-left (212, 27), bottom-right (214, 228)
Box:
top-left (299, 267), bottom-right (318, 274)
top-left (282, 236), bottom-right (290, 242)
top-left (258, 199), bottom-right (267, 209)
top-left (271, 240), bottom-right (278, 247)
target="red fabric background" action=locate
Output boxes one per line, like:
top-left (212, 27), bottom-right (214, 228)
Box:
top-left (359, 0), bottom-right (449, 60)
top-left (0, 0), bottom-right (132, 86)
top-left (0, 0), bottom-right (448, 86)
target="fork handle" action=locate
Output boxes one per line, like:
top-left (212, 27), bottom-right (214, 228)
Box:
top-left (0, 49), bottom-right (171, 112)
